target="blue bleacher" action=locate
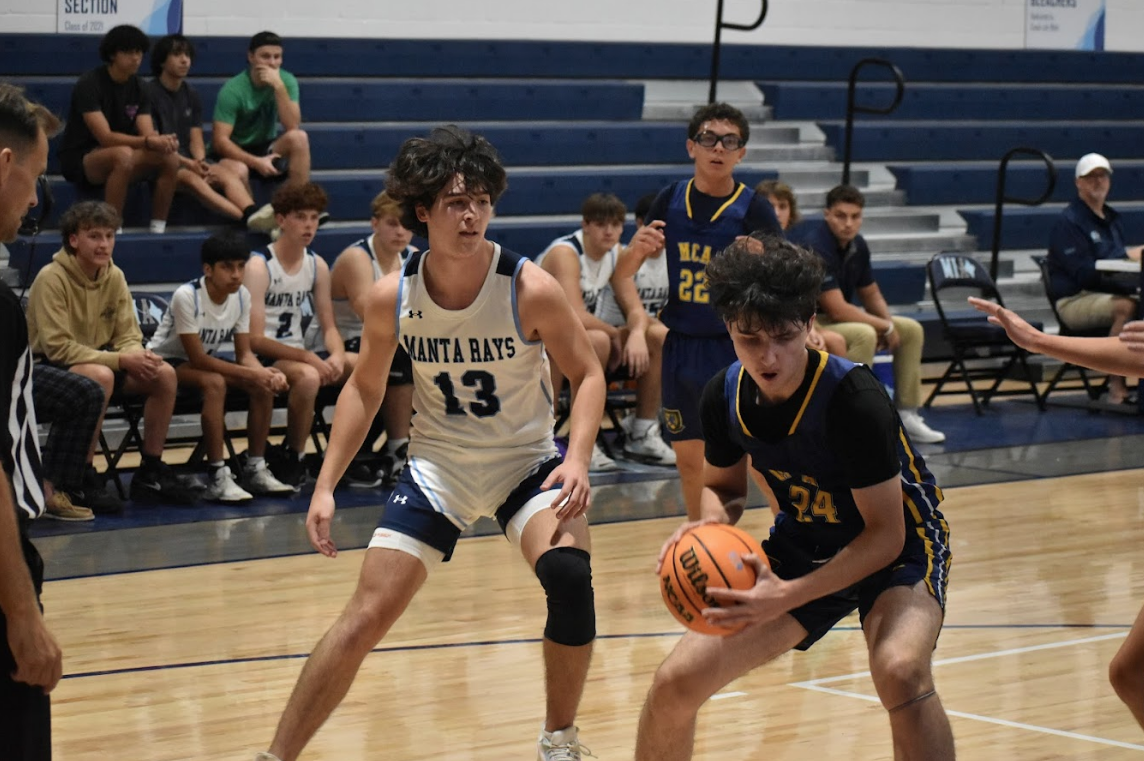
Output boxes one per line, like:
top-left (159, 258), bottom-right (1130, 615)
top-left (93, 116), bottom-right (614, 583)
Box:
top-left (960, 206), bottom-right (1144, 251)
top-left (760, 82), bottom-right (1144, 122)
top-left (891, 162), bottom-right (1144, 206)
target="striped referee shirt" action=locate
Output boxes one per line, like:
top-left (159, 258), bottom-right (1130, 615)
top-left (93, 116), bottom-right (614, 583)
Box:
top-left (1, 282), bottom-right (45, 520)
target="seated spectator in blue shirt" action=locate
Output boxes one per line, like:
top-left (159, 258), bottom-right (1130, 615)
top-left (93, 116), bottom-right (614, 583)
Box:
top-left (789, 185), bottom-right (944, 444)
top-left (143, 34), bottom-right (276, 232)
top-left (1047, 153), bottom-right (1143, 404)
top-left (56, 25), bottom-right (180, 234)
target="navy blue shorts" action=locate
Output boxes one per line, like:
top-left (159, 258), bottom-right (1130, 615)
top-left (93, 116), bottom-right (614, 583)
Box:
top-left (343, 338), bottom-right (413, 386)
top-left (660, 331), bottom-right (735, 442)
top-left (375, 455), bottom-right (563, 561)
top-left (763, 516), bottom-right (951, 651)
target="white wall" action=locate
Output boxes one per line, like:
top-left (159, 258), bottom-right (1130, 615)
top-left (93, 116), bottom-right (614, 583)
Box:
top-left (3, 0), bottom-right (1141, 51)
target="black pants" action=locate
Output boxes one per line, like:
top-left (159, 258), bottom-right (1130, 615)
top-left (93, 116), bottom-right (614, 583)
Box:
top-left (0, 528), bottom-right (52, 761)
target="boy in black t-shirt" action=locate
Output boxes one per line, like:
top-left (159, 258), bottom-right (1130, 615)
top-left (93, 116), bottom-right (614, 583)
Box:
top-left (56, 24), bottom-right (181, 234)
top-left (143, 34), bottom-right (275, 231)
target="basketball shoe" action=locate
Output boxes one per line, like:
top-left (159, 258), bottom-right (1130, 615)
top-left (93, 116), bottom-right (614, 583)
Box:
top-left (538, 726), bottom-right (594, 761)
top-left (898, 408), bottom-right (946, 444)
top-left (619, 417), bottom-right (676, 466)
top-left (202, 466), bottom-right (254, 504)
top-left (589, 443), bottom-right (619, 472)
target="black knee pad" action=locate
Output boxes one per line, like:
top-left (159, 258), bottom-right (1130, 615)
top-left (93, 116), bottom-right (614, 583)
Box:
top-left (535, 546), bottom-right (595, 647)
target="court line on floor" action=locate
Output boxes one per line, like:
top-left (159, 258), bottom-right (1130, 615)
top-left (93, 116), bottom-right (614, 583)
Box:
top-left (60, 626), bottom-right (1130, 682)
top-left (788, 631), bottom-right (1142, 752)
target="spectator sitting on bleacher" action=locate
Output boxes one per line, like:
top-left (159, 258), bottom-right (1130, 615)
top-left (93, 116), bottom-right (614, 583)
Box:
top-left (593, 192), bottom-right (674, 467)
top-left (146, 230), bottom-right (296, 502)
top-left (56, 25), bottom-right (180, 235)
top-left (757, 178), bottom-right (847, 358)
top-left (1047, 153), bottom-right (1144, 405)
top-left (535, 192), bottom-right (634, 472)
top-left (144, 34), bottom-right (277, 233)
top-left (328, 191), bottom-right (416, 486)
top-left (245, 182), bottom-right (350, 487)
top-left (210, 31), bottom-right (313, 202)
top-left (25, 201), bottom-right (199, 504)
top-left (789, 185), bottom-right (945, 444)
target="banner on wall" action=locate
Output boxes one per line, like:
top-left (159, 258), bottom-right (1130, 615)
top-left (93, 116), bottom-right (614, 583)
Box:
top-left (1026, 0), bottom-right (1105, 50)
top-left (57, 0), bottom-right (183, 35)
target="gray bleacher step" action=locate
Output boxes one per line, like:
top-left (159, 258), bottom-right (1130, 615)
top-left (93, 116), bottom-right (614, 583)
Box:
top-left (639, 80), bottom-right (767, 122)
top-left (863, 232), bottom-right (977, 256)
top-left (746, 145), bottom-right (835, 162)
top-left (778, 166), bottom-right (869, 188)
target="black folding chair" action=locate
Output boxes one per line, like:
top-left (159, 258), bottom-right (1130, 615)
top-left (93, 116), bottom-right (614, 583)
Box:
top-left (924, 253), bottom-right (1044, 414)
top-left (1032, 255), bottom-right (1108, 403)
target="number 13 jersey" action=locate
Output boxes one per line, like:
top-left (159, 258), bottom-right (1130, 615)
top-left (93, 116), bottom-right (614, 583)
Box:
top-left (396, 244), bottom-right (557, 457)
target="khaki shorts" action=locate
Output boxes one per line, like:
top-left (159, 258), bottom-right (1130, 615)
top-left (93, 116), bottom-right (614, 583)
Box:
top-left (1056, 291), bottom-right (1138, 331)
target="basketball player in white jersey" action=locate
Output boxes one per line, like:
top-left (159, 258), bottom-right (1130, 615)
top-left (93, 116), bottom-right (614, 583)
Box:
top-left (328, 190), bottom-right (417, 484)
top-left (254, 126), bottom-right (606, 761)
top-left (535, 192), bottom-right (629, 471)
top-left (595, 192), bottom-right (675, 466)
top-left (147, 230), bottom-right (294, 501)
top-left (245, 182), bottom-right (351, 486)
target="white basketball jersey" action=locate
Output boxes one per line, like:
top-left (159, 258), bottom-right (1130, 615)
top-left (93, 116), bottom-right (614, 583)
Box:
top-left (595, 251), bottom-right (670, 327)
top-left (536, 230), bottom-right (617, 314)
top-left (258, 245), bottom-right (317, 350)
top-left (397, 244), bottom-right (555, 455)
top-left (148, 278), bottom-right (250, 359)
top-left (332, 236), bottom-right (414, 343)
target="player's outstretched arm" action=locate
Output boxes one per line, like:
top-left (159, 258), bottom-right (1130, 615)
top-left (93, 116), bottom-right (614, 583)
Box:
top-left (969, 296), bottom-right (1144, 377)
top-left (519, 263), bottom-right (605, 520)
top-left (306, 274), bottom-right (399, 556)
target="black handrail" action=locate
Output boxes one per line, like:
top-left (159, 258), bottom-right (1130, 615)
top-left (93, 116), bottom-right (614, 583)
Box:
top-left (990, 147), bottom-right (1057, 282)
top-left (841, 58), bottom-right (905, 186)
top-left (708, 0), bottom-right (768, 105)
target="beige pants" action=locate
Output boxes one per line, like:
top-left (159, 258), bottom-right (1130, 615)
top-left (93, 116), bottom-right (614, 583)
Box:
top-left (817, 314), bottom-right (925, 408)
top-left (1056, 290), bottom-right (1138, 331)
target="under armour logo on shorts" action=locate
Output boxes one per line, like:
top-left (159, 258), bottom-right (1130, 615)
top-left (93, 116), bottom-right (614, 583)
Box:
top-left (392, 494), bottom-right (408, 504)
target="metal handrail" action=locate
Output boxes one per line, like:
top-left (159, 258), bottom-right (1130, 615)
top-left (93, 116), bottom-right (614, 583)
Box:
top-left (708, 0), bottom-right (768, 105)
top-left (990, 147), bottom-right (1057, 281)
top-left (841, 58), bottom-right (905, 186)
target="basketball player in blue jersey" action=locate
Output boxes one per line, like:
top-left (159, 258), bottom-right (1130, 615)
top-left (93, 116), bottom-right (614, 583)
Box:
top-left (328, 191), bottom-right (416, 485)
top-left (970, 295), bottom-right (1144, 734)
top-left (254, 126), bottom-right (606, 761)
top-left (635, 235), bottom-right (955, 761)
top-left (614, 102), bottom-right (783, 520)
top-left (245, 182), bottom-right (351, 486)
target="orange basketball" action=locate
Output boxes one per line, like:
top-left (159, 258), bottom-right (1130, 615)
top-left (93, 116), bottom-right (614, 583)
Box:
top-left (660, 523), bottom-right (767, 636)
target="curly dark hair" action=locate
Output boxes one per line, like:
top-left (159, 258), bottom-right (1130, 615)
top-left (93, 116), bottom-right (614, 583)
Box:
top-left (687, 102), bottom-right (749, 145)
top-left (271, 182), bottom-right (329, 216)
top-left (60, 201), bottom-right (122, 254)
top-left (385, 125), bottom-right (507, 238)
top-left (705, 233), bottom-right (823, 335)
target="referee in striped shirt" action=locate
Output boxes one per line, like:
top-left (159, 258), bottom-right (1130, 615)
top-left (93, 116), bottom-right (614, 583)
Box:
top-left (0, 83), bottom-right (63, 761)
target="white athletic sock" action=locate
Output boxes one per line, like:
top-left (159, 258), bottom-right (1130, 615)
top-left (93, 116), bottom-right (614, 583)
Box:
top-left (149, 219), bottom-right (167, 234)
top-left (246, 456), bottom-right (265, 470)
top-left (631, 418), bottom-right (656, 437)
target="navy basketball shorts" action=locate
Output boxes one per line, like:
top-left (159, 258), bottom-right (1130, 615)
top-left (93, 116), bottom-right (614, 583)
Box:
top-left (343, 339), bottom-right (413, 386)
top-left (763, 517), bottom-right (952, 651)
top-left (661, 331), bottom-right (735, 442)
top-left (369, 444), bottom-right (562, 568)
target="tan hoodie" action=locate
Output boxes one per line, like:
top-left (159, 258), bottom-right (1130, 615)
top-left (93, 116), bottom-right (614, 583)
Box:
top-left (27, 249), bottom-right (143, 370)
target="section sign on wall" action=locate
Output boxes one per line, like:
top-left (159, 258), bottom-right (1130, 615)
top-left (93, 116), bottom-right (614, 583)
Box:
top-left (57, 0), bottom-right (182, 35)
top-left (1026, 0), bottom-right (1105, 50)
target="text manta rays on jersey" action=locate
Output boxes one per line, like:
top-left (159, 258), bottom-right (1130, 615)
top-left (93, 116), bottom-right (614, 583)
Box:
top-left (400, 333), bottom-right (519, 364)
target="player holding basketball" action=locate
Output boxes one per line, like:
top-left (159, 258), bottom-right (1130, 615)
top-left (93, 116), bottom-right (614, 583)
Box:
top-left (635, 234), bottom-right (955, 761)
top-left (254, 126), bottom-right (606, 761)
top-left (970, 295), bottom-right (1144, 732)
top-left (615, 102), bottom-right (783, 520)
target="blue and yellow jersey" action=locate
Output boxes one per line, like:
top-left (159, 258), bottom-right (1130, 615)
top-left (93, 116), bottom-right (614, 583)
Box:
top-left (658, 179), bottom-right (757, 336)
top-left (722, 354), bottom-right (947, 555)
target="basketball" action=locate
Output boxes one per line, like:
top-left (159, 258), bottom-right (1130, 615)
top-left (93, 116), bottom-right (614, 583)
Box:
top-left (660, 523), bottom-right (767, 636)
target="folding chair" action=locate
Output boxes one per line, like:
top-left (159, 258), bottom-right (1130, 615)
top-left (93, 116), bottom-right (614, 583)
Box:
top-left (923, 253), bottom-right (1044, 414)
top-left (1032, 255), bottom-right (1108, 403)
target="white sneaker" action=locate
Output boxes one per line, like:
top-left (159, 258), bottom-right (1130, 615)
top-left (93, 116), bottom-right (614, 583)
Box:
top-left (621, 419), bottom-right (677, 466)
top-left (898, 409), bottom-right (946, 444)
top-left (243, 459), bottom-right (297, 495)
top-left (589, 443), bottom-right (619, 472)
top-left (254, 754), bottom-right (282, 761)
top-left (246, 203), bottom-right (278, 233)
top-left (538, 726), bottom-right (594, 761)
top-left (202, 466), bottom-right (253, 504)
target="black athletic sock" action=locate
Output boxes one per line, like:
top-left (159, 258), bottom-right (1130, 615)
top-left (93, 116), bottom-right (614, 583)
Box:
top-left (241, 204), bottom-right (258, 223)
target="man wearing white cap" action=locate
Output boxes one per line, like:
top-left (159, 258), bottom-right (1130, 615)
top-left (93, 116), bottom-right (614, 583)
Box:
top-left (1046, 152), bottom-right (1144, 404)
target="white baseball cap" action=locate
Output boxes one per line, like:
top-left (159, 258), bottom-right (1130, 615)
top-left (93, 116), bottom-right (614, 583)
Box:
top-left (1076, 153), bottom-right (1113, 179)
